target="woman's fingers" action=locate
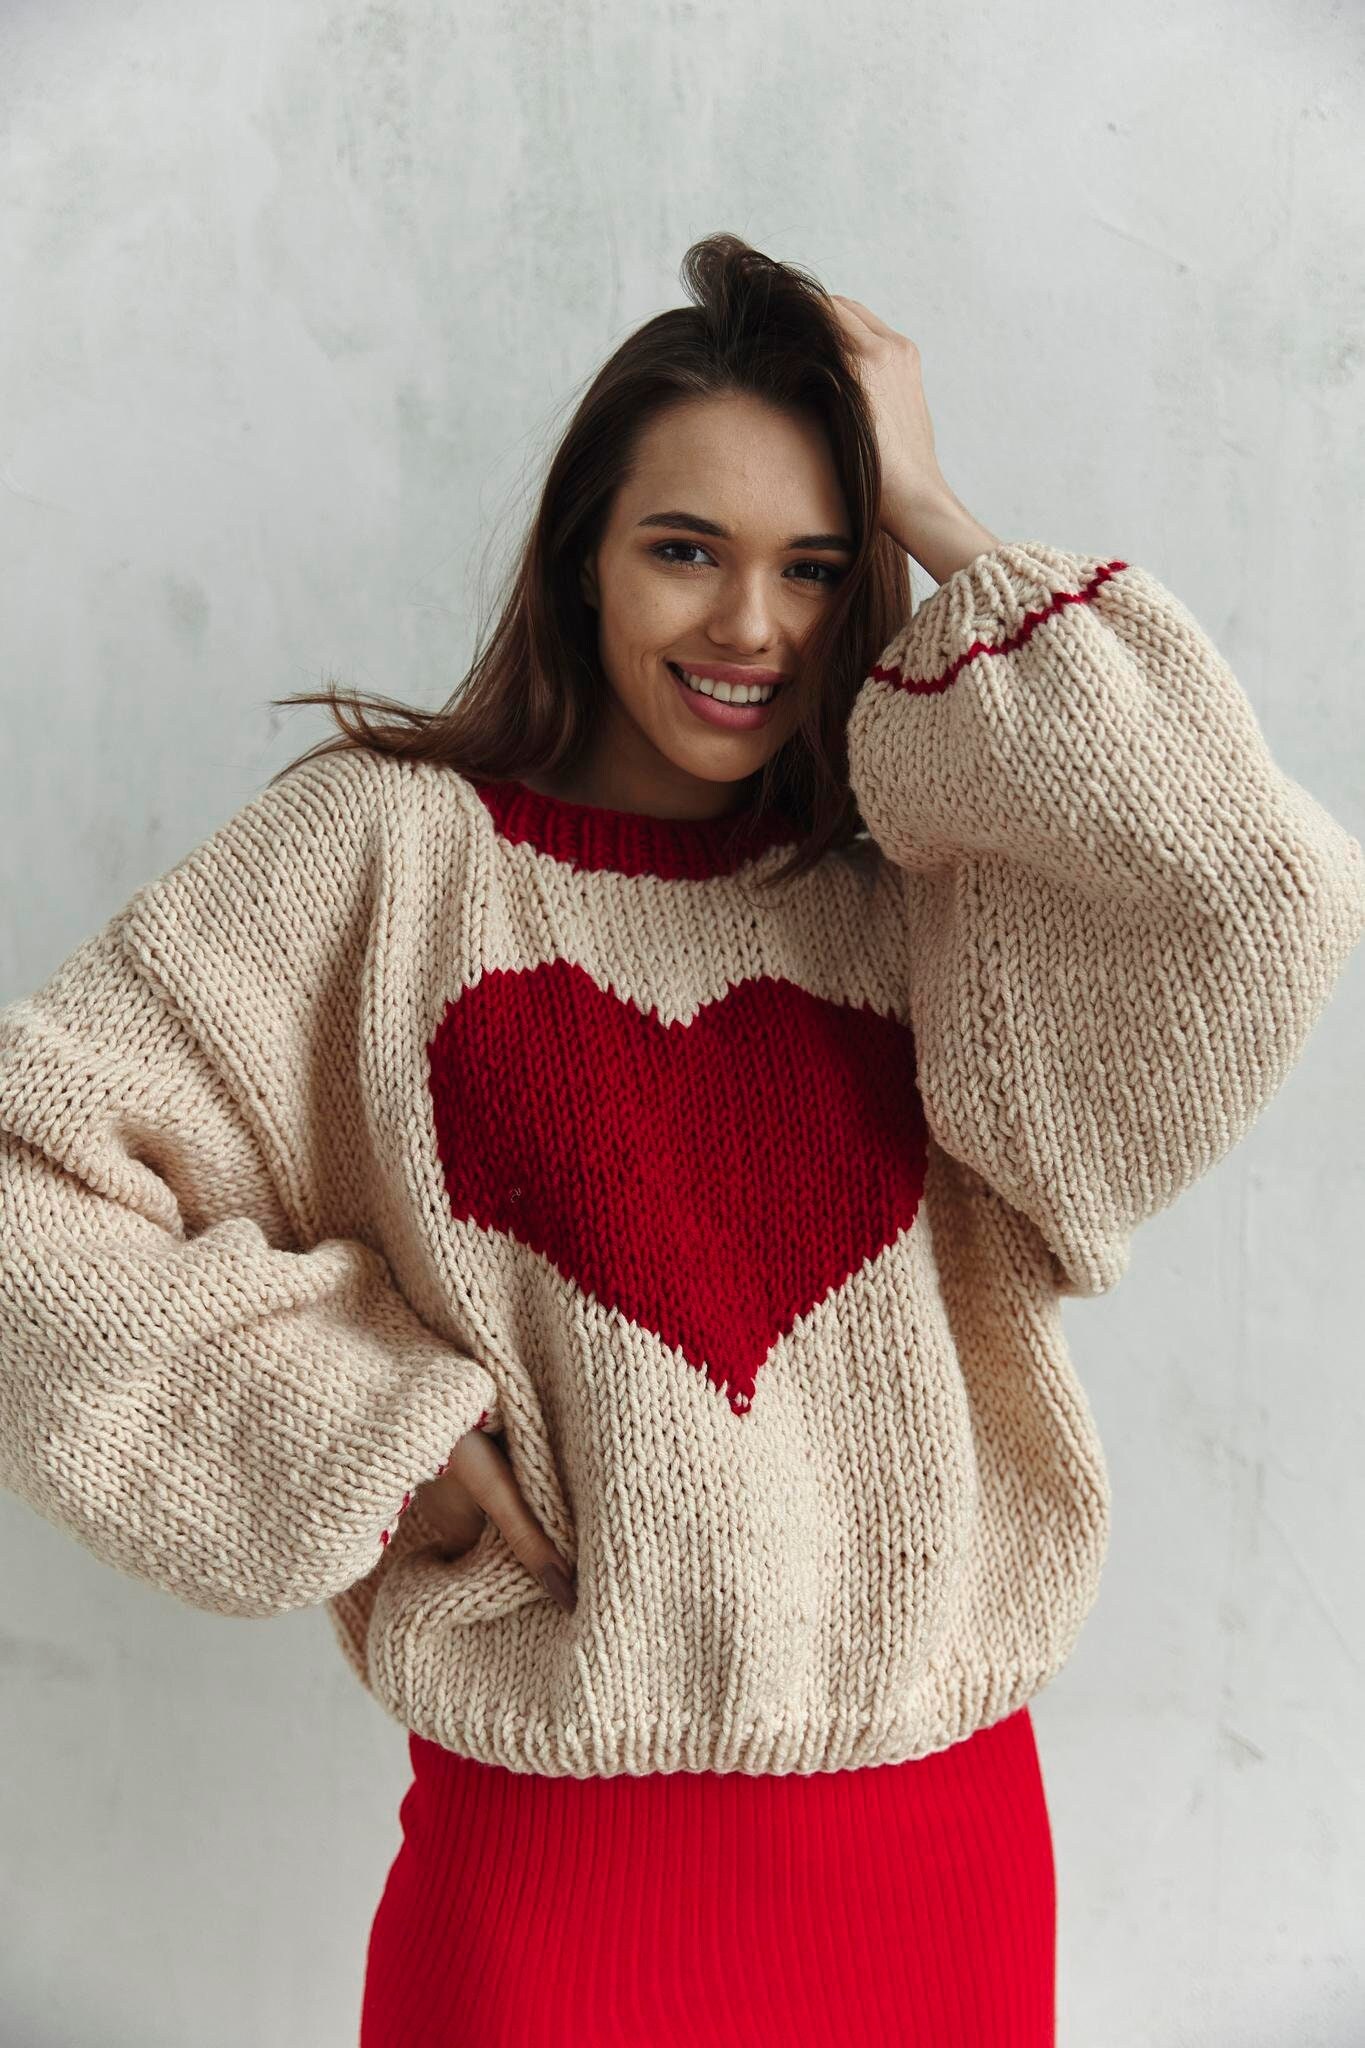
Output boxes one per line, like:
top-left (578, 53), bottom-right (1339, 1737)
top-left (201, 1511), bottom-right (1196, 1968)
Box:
top-left (828, 294), bottom-right (945, 542)
top-left (448, 1427), bottom-right (577, 1612)
top-left (409, 1458), bottom-right (487, 1559)
top-left (829, 292), bottom-right (898, 341)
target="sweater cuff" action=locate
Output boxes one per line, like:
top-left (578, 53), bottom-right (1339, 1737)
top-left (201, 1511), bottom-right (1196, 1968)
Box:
top-left (897, 540), bottom-right (1126, 680)
top-left (374, 1363), bottom-right (501, 1556)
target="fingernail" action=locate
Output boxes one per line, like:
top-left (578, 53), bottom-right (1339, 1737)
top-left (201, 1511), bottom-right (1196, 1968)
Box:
top-left (539, 1561), bottom-right (577, 1613)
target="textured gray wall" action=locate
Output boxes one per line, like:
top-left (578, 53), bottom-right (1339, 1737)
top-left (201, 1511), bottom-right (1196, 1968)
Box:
top-left (2, 2), bottom-right (1362, 2043)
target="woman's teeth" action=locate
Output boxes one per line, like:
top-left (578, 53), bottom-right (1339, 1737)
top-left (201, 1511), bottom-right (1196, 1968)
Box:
top-left (672, 666), bottom-right (777, 705)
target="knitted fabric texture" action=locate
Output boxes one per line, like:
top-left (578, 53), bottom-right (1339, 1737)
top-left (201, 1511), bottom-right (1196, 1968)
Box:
top-left (2, 540), bottom-right (1361, 1778)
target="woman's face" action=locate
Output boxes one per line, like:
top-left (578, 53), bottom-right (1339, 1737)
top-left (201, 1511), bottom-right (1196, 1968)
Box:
top-left (573, 391), bottom-right (854, 820)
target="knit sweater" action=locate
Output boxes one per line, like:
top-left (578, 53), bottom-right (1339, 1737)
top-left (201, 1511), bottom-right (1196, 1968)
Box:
top-left (2, 541), bottom-right (1362, 1780)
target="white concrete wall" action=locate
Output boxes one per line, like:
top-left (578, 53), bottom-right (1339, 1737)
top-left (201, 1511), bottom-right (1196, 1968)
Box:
top-left (2, 2), bottom-right (1362, 2041)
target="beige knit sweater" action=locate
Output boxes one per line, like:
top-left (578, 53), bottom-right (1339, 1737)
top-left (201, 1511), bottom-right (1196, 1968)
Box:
top-left (3, 541), bottom-right (1361, 1778)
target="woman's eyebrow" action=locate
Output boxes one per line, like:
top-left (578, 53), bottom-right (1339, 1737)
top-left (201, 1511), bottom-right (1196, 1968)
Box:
top-left (636, 511), bottom-right (855, 554)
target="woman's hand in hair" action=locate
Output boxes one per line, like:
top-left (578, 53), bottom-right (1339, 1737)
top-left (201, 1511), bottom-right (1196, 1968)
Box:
top-left (828, 295), bottom-right (999, 583)
top-left (411, 1428), bottom-right (577, 1612)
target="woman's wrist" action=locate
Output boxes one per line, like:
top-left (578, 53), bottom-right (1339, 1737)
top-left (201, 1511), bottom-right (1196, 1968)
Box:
top-left (884, 484), bottom-right (1002, 586)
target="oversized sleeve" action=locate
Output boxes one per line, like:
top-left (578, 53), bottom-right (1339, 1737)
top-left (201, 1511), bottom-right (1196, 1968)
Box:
top-left (845, 540), bottom-right (1365, 1298)
top-left (0, 765), bottom-right (497, 1620)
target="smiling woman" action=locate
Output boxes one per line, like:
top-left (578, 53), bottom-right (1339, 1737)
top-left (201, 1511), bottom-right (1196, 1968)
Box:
top-left (7, 229), bottom-right (1356, 2048)
top-left (266, 231), bottom-right (913, 873)
top-left (548, 390), bottom-right (869, 777)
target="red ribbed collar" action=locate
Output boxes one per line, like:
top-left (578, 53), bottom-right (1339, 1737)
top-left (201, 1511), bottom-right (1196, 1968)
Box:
top-left (468, 775), bottom-right (807, 881)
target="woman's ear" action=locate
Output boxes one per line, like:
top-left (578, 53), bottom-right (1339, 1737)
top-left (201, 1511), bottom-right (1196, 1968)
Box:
top-left (579, 555), bottom-right (599, 609)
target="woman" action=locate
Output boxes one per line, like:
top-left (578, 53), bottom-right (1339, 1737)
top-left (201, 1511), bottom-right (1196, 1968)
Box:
top-left (2, 236), bottom-right (1361, 2045)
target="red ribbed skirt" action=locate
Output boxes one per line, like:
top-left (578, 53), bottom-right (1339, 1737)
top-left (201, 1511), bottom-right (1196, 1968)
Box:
top-left (359, 1705), bottom-right (1055, 2046)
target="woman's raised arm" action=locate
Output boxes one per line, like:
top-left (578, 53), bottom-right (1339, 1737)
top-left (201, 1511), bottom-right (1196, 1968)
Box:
top-left (845, 540), bottom-right (1365, 1296)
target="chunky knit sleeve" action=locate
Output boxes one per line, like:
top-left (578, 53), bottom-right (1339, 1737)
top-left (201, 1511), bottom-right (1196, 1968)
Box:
top-left (845, 541), bottom-right (1365, 1298)
top-left (0, 767), bottom-right (497, 1620)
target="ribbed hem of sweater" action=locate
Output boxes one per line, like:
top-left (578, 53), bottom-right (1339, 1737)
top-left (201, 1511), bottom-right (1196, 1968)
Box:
top-left (365, 1628), bottom-right (1065, 1779)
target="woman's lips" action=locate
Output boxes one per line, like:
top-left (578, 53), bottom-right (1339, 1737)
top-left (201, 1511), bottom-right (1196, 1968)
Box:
top-left (667, 662), bottom-right (783, 731)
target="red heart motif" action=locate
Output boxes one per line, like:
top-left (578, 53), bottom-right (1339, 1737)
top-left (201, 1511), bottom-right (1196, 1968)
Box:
top-left (428, 958), bottom-right (926, 1417)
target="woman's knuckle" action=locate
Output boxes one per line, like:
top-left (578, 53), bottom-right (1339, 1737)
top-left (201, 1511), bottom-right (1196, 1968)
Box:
top-left (448, 1432), bottom-right (568, 1585)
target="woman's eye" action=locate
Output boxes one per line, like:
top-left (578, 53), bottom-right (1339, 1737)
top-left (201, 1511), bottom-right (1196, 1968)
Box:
top-left (650, 541), bottom-right (712, 568)
top-left (649, 540), bottom-right (842, 584)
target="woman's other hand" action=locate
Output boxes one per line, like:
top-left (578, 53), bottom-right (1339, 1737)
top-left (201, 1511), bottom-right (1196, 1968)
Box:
top-left (828, 295), bottom-right (946, 537)
top-left (411, 1427), bottom-right (577, 1611)
top-left (828, 294), bottom-right (999, 582)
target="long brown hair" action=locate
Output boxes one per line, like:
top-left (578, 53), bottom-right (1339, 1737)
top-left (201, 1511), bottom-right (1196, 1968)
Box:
top-left (270, 232), bottom-right (914, 889)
